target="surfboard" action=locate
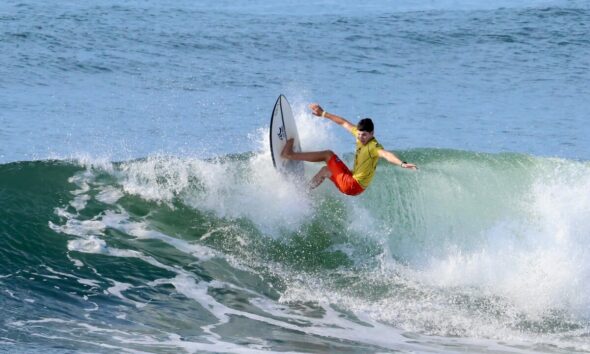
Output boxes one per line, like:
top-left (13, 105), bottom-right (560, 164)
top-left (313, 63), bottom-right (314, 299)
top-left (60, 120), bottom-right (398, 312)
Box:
top-left (269, 95), bottom-right (304, 177)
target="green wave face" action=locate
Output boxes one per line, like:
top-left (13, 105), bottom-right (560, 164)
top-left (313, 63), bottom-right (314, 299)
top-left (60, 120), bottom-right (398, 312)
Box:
top-left (1, 151), bottom-right (589, 353)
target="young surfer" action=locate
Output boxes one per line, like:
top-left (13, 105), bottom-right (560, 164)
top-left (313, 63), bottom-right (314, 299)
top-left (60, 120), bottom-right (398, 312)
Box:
top-left (282, 103), bottom-right (417, 196)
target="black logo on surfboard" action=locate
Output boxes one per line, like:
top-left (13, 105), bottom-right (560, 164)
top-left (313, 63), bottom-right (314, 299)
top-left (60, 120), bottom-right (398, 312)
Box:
top-left (278, 126), bottom-right (286, 140)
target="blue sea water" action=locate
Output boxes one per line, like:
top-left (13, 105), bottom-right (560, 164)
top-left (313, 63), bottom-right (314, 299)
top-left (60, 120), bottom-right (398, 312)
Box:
top-left (1, 0), bottom-right (589, 162)
top-left (1, 0), bottom-right (590, 353)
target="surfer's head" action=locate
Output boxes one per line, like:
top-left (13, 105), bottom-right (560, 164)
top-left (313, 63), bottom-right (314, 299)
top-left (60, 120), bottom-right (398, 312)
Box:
top-left (357, 118), bottom-right (374, 144)
top-left (357, 118), bottom-right (374, 132)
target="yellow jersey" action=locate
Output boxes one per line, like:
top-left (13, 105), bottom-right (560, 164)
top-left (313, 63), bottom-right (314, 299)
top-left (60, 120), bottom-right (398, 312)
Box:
top-left (350, 127), bottom-right (384, 188)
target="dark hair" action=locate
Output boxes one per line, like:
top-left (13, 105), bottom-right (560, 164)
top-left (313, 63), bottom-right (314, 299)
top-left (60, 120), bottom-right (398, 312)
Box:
top-left (357, 118), bottom-right (374, 132)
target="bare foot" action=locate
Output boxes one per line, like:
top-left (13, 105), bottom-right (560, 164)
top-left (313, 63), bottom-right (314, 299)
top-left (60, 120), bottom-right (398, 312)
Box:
top-left (281, 138), bottom-right (294, 159)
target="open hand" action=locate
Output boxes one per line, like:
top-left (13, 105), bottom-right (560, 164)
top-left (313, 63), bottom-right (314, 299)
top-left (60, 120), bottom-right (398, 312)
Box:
top-left (308, 103), bottom-right (325, 117)
top-left (402, 162), bottom-right (418, 170)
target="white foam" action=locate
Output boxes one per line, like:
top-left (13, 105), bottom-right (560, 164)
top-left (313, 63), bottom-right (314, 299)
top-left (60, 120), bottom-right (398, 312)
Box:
top-left (118, 155), bottom-right (197, 203)
top-left (69, 154), bottom-right (115, 173)
top-left (68, 169), bottom-right (96, 189)
top-left (193, 150), bottom-right (313, 233)
top-left (97, 209), bottom-right (218, 261)
top-left (67, 236), bottom-right (108, 254)
top-left (416, 165), bottom-right (590, 319)
top-left (4, 289), bottom-right (18, 299)
top-left (54, 207), bottom-right (75, 219)
top-left (77, 278), bottom-right (101, 288)
top-left (106, 281), bottom-right (133, 301)
top-left (67, 254), bottom-right (84, 268)
top-left (115, 153), bottom-right (315, 235)
top-left (49, 218), bottom-right (106, 237)
top-left (96, 186), bottom-right (124, 204)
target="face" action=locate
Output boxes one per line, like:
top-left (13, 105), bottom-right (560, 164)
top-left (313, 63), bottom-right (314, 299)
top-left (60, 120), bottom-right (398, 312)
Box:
top-left (357, 130), bottom-right (374, 145)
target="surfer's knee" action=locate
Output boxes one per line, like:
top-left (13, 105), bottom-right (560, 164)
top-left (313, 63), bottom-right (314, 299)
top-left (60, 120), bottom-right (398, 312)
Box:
top-left (324, 150), bottom-right (335, 161)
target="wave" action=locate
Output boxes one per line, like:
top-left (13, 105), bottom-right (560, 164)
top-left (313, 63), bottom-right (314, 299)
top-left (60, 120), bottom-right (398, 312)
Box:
top-left (1, 150), bottom-right (589, 352)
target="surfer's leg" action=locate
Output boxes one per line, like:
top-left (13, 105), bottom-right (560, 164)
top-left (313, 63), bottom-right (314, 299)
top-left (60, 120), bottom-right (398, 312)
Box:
top-left (282, 139), bottom-right (334, 162)
top-left (310, 166), bottom-right (331, 189)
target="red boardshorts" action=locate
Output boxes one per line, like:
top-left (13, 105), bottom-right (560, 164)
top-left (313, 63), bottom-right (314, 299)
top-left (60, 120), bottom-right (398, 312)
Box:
top-left (327, 155), bottom-right (365, 196)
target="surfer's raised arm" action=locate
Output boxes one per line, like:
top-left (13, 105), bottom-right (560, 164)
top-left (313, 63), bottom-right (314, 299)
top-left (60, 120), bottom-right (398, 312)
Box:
top-left (309, 103), bottom-right (355, 133)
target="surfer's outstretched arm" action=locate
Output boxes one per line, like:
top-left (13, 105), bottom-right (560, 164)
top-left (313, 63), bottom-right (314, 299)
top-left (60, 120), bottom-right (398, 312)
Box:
top-left (378, 149), bottom-right (418, 170)
top-left (309, 103), bottom-right (355, 133)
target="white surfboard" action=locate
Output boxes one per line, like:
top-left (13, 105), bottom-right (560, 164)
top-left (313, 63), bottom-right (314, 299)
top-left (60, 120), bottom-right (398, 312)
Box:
top-left (269, 95), bottom-right (304, 177)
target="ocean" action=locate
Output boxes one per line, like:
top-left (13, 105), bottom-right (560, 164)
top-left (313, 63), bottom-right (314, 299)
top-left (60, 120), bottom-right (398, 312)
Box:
top-left (1, 0), bottom-right (589, 353)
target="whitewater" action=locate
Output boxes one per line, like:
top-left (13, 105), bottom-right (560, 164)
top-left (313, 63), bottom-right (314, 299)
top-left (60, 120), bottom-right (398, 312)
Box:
top-left (1, 0), bottom-right (590, 353)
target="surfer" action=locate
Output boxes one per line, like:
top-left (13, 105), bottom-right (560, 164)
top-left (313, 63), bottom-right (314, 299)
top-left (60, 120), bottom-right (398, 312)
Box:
top-left (282, 103), bottom-right (417, 196)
